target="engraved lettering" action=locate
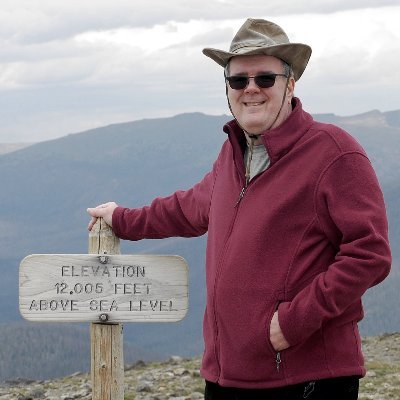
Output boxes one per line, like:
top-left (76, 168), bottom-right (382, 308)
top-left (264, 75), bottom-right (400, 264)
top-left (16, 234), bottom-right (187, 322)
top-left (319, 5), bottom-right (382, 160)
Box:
top-left (90, 299), bottom-right (118, 311)
top-left (60, 264), bottom-right (146, 278)
top-left (29, 300), bottom-right (39, 311)
top-left (114, 283), bottom-right (151, 295)
top-left (29, 299), bottom-right (79, 311)
top-left (129, 300), bottom-right (177, 312)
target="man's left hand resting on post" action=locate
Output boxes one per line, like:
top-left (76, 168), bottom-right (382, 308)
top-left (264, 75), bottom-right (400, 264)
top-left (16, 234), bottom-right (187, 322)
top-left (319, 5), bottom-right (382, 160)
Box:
top-left (87, 201), bottom-right (118, 231)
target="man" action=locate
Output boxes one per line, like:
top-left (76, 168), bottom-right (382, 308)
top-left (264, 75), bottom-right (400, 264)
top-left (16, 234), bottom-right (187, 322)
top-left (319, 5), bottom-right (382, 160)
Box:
top-left (88, 18), bottom-right (391, 400)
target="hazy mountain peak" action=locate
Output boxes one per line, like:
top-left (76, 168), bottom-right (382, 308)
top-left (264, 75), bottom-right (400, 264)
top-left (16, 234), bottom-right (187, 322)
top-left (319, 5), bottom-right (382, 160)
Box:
top-left (340, 109), bottom-right (389, 128)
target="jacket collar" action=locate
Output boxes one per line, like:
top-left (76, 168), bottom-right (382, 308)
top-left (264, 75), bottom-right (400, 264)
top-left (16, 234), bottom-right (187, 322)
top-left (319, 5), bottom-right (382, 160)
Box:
top-left (223, 98), bottom-right (314, 167)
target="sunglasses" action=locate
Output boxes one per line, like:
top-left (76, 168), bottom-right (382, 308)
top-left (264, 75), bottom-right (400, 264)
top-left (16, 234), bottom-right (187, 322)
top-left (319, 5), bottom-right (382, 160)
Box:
top-left (225, 73), bottom-right (288, 90)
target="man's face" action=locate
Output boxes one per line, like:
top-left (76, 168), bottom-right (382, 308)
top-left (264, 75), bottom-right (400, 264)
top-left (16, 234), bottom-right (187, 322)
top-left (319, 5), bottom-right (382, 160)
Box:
top-left (227, 55), bottom-right (295, 134)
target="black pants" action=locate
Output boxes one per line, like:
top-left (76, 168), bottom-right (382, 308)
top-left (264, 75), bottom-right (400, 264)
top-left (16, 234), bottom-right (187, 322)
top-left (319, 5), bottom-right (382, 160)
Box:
top-left (205, 376), bottom-right (359, 400)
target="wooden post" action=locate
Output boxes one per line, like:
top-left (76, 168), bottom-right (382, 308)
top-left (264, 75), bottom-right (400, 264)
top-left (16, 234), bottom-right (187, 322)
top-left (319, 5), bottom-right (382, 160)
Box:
top-left (89, 218), bottom-right (124, 400)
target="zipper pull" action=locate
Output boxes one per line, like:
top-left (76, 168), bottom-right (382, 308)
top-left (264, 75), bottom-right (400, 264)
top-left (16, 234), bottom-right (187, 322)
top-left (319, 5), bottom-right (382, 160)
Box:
top-left (235, 187), bottom-right (246, 207)
top-left (276, 352), bottom-right (281, 372)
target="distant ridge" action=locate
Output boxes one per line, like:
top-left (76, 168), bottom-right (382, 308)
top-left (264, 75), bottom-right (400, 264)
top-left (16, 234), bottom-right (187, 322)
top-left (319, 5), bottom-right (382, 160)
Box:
top-left (313, 109), bottom-right (400, 129)
top-left (0, 143), bottom-right (33, 155)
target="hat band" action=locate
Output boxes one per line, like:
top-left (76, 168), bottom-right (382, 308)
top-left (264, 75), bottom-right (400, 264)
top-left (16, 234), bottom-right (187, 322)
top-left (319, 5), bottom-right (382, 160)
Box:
top-left (230, 37), bottom-right (280, 53)
top-left (231, 45), bottom-right (268, 55)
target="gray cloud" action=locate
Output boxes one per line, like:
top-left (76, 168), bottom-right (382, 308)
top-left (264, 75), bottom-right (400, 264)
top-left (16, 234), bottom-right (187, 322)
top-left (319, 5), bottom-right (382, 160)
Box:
top-left (0, 2), bottom-right (399, 142)
top-left (1, 0), bottom-right (397, 44)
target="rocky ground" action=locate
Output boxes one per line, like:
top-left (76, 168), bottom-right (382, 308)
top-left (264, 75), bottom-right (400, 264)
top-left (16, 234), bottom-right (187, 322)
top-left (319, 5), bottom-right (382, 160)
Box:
top-left (1, 333), bottom-right (399, 400)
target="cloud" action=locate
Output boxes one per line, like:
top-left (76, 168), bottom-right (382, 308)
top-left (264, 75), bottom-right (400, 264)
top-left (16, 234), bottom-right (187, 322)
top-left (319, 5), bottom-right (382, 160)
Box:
top-left (1, 0), bottom-right (397, 44)
top-left (0, 3), bottom-right (399, 142)
top-left (287, 8), bottom-right (400, 84)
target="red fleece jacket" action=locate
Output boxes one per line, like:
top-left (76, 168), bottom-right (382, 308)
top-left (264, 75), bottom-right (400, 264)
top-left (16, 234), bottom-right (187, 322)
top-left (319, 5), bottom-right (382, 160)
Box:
top-left (112, 98), bottom-right (391, 388)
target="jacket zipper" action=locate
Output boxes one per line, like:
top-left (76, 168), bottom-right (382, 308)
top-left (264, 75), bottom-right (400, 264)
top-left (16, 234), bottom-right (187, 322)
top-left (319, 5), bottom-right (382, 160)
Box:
top-left (235, 159), bottom-right (267, 206)
top-left (276, 352), bottom-right (282, 372)
top-left (235, 186), bottom-right (246, 207)
top-left (235, 137), bottom-right (253, 206)
top-left (235, 167), bottom-right (252, 207)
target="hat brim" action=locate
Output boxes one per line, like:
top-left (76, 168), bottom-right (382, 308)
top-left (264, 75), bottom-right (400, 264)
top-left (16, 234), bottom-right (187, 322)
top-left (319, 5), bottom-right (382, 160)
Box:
top-left (203, 43), bottom-right (312, 81)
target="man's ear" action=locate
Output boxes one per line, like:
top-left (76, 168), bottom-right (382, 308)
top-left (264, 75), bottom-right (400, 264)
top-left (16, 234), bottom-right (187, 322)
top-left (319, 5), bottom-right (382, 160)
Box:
top-left (287, 77), bottom-right (295, 98)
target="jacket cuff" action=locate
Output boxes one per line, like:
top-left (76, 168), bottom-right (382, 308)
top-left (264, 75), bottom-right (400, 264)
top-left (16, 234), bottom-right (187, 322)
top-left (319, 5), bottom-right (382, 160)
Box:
top-left (111, 206), bottom-right (127, 239)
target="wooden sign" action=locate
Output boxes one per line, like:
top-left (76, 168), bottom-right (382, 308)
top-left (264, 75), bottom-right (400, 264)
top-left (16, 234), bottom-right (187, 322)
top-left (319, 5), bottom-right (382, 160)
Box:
top-left (19, 254), bottom-right (189, 323)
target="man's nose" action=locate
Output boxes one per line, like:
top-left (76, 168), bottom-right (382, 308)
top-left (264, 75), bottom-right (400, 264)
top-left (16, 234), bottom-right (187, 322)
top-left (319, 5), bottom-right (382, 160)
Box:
top-left (244, 77), bottom-right (260, 92)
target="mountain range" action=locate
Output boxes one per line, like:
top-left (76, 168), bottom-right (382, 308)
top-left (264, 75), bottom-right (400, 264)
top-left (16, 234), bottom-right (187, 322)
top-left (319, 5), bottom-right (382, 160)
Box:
top-left (0, 109), bottom-right (399, 380)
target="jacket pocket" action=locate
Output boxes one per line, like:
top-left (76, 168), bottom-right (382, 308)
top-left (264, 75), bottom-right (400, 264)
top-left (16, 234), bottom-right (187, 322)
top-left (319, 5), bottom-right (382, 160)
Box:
top-left (217, 295), bottom-right (283, 383)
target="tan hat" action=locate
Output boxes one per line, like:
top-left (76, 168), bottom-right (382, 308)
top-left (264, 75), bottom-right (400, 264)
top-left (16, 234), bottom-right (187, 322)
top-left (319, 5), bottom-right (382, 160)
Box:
top-left (203, 18), bottom-right (312, 81)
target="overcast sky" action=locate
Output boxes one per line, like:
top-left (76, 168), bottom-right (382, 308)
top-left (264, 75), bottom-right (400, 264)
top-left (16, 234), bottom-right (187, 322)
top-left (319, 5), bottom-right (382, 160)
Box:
top-left (1, 1), bottom-right (399, 143)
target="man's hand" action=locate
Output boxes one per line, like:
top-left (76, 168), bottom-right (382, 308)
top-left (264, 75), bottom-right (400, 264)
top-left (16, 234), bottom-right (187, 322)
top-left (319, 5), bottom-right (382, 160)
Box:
top-left (270, 311), bottom-right (290, 352)
top-left (87, 202), bottom-right (118, 231)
